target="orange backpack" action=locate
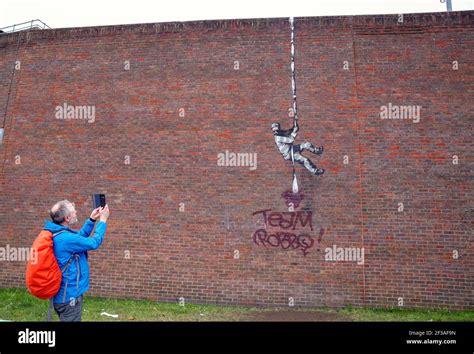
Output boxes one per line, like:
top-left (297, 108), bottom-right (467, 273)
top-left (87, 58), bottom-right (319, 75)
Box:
top-left (26, 230), bottom-right (66, 299)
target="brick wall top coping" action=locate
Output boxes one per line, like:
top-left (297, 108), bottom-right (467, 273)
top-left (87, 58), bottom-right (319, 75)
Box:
top-left (0, 10), bottom-right (473, 46)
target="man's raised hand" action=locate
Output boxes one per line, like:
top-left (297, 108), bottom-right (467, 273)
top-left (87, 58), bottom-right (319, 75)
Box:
top-left (99, 205), bottom-right (110, 222)
top-left (90, 207), bottom-right (101, 221)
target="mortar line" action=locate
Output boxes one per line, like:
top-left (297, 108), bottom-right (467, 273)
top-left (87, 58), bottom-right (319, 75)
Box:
top-left (351, 26), bottom-right (367, 307)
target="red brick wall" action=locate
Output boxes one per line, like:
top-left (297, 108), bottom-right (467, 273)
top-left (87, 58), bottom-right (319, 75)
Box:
top-left (0, 11), bottom-right (472, 309)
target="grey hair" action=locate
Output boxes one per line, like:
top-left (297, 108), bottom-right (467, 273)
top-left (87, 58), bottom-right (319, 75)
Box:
top-left (50, 200), bottom-right (73, 224)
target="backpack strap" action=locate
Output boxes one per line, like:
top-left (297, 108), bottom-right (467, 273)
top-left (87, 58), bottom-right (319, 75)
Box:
top-left (61, 254), bottom-right (80, 303)
top-left (47, 298), bottom-right (54, 322)
top-left (48, 254), bottom-right (79, 321)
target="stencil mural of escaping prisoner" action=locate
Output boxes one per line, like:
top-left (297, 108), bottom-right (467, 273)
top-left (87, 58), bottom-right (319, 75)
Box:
top-left (272, 17), bottom-right (325, 196)
top-left (252, 18), bottom-right (326, 258)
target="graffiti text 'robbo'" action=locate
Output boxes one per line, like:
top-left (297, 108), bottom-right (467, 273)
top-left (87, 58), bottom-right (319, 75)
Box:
top-left (251, 208), bottom-right (323, 256)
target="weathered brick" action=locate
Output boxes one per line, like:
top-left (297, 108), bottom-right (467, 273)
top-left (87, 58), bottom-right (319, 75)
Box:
top-left (0, 11), bottom-right (472, 309)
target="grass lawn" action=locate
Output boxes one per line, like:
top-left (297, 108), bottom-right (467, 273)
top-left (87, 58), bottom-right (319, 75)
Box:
top-left (0, 288), bottom-right (472, 322)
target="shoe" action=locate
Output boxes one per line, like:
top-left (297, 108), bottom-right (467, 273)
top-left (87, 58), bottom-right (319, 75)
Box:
top-left (316, 146), bottom-right (324, 156)
top-left (314, 168), bottom-right (325, 176)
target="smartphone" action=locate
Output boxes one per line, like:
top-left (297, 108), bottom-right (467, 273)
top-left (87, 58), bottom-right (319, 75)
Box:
top-left (92, 194), bottom-right (106, 209)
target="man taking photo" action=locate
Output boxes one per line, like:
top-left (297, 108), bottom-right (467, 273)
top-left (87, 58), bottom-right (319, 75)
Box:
top-left (43, 200), bottom-right (110, 322)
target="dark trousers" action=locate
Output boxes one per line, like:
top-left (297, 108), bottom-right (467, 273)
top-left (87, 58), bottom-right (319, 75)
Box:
top-left (53, 295), bottom-right (83, 322)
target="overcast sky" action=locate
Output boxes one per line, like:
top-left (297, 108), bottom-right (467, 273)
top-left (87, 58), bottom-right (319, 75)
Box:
top-left (1, 0), bottom-right (473, 30)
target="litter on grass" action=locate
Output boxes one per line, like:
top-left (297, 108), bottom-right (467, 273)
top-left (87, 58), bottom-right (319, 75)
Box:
top-left (100, 311), bottom-right (119, 318)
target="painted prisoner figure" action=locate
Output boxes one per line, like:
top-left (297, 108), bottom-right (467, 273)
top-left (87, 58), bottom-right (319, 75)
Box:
top-left (271, 120), bottom-right (325, 176)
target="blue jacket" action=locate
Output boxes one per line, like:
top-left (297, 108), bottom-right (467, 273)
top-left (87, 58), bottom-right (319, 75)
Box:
top-left (43, 219), bottom-right (106, 304)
